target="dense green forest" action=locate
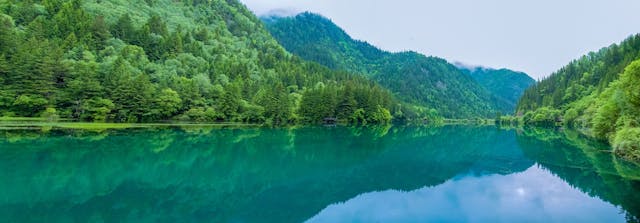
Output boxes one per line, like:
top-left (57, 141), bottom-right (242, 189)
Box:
top-left (516, 35), bottom-right (640, 161)
top-left (0, 0), bottom-right (420, 125)
top-left (457, 64), bottom-right (534, 110)
top-left (263, 12), bottom-right (523, 118)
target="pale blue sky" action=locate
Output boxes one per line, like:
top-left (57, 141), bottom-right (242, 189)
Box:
top-left (239, 0), bottom-right (640, 79)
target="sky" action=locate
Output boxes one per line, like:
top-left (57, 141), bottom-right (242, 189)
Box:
top-left (239, 0), bottom-right (640, 79)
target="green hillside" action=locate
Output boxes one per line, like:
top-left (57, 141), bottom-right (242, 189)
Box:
top-left (518, 35), bottom-right (640, 114)
top-left (457, 65), bottom-right (535, 110)
top-left (517, 35), bottom-right (640, 160)
top-left (0, 0), bottom-right (405, 124)
top-left (263, 12), bottom-right (511, 118)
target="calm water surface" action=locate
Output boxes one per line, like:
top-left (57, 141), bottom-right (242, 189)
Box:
top-left (0, 125), bottom-right (639, 223)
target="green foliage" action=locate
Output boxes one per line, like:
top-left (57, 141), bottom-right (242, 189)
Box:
top-left (563, 108), bottom-right (579, 124)
top-left (351, 108), bottom-right (366, 124)
top-left (153, 88), bottom-right (182, 119)
top-left (264, 12), bottom-right (512, 119)
top-left (12, 95), bottom-right (49, 116)
top-left (0, 0), bottom-right (399, 125)
top-left (41, 107), bottom-right (59, 121)
top-left (522, 107), bottom-right (562, 127)
top-left (531, 112), bottom-right (555, 126)
top-left (613, 128), bottom-right (640, 161)
top-left (370, 105), bottom-right (392, 124)
top-left (81, 98), bottom-right (115, 122)
top-left (592, 98), bottom-right (620, 138)
top-left (179, 107), bottom-right (221, 122)
top-left (237, 102), bottom-right (265, 123)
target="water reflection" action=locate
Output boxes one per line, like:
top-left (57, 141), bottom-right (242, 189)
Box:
top-left (0, 126), bottom-right (637, 222)
top-left (307, 166), bottom-right (624, 223)
top-left (516, 127), bottom-right (640, 222)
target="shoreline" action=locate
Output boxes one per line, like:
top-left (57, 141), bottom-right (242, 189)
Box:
top-left (0, 116), bottom-right (498, 131)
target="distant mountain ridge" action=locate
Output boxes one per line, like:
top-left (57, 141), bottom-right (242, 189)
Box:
top-left (456, 63), bottom-right (535, 110)
top-left (263, 12), bottom-right (532, 117)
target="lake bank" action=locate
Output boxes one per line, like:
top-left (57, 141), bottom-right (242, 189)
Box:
top-left (0, 116), bottom-right (497, 131)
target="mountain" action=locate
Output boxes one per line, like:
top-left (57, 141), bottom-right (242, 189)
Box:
top-left (518, 35), bottom-right (640, 114)
top-left (517, 34), bottom-right (640, 161)
top-left (456, 64), bottom-right (535, 110)
top-left (0, 0), bottom-right (405, 124)
top-left (263, 12), bottom-right (512, 118)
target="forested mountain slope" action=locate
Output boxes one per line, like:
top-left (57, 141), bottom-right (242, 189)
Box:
top-left (457, 65), bottom-right (535, 110)
top-left (516, 34), bottom-right (640, 161)
top-left (0, 0), bottom-right (404, 124)
top-left (517, 35), bottom-right (640, 113)
top-left (263, 12), bottom-right (511, 118)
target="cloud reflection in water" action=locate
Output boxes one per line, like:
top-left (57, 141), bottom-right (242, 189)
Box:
top-left (307, 165), bottom-right (624, 223)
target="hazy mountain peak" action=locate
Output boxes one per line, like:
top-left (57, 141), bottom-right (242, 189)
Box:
top-left (453, 62), bottom-right (493, 72)
top-left (258, 8), bottom-right (301, 17)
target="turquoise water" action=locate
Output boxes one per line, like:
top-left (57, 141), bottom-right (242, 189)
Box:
top-left (0, 126), bottom-right (639, 223)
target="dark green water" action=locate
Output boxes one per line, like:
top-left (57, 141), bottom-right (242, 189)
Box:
top-left (0, 125), bottom-right (639, 223)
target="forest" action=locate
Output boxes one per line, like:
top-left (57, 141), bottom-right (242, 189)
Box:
top-left (516, 34), bottom-right (640, 161)
top-left (0, 0), bottom-right (425, 125)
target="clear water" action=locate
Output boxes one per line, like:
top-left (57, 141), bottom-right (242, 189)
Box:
top-left (0, 125), bottom-right (639, 223)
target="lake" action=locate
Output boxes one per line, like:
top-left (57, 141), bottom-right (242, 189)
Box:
top-left (0, 125), bottom-right (639, 223)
